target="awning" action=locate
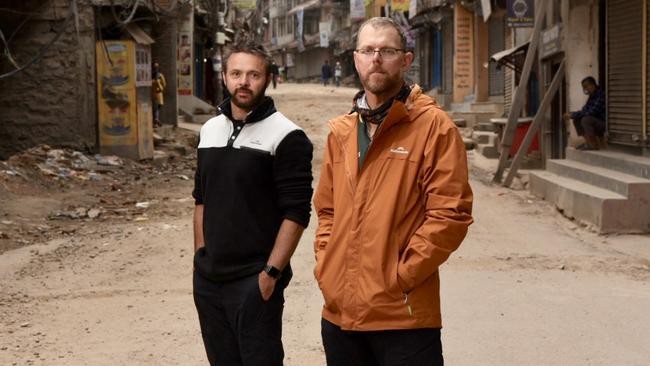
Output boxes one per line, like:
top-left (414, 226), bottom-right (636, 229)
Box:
top-left (125, 23), bottom-right (155, 45)
top-left (409, 6), bottom-right (451, 29)
top-left (490, 41), bottom-right (530, 73)
top-left (287, 0), bottom-right (320, 15)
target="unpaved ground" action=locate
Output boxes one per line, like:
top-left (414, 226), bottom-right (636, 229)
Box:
top-left (1, 83), bottom-right (649, 365)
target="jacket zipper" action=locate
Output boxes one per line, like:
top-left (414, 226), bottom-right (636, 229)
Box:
top-left (403, 293), bottom-right (413, 317)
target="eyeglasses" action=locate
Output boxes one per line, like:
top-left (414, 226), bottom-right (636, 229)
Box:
top-left (355, 48), bottom-right (405, 59)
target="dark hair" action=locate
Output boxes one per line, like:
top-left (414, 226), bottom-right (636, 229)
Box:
top-left (223, 35), bottom-right (273, 74)
top-left (581, 76), bottom-right (598, 86)
top-left (357, 17), bottom-right (408, 50)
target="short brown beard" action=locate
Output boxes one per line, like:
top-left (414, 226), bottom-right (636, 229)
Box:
top-left (361, 70), bottom-right (403, 95)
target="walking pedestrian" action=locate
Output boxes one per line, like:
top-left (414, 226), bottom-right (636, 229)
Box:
top-left (152, 61), bottom-right (166, 127)
top-left (270, 61), bottom-right (280, 89)
top-left (321, 59), bottom-right (332, 86)
top-left (334, 61), bottom-right (342, 87)
top-left (192, 39), bottom-right (313, 366)
top-left (313, 17), bottom-right (474, 366)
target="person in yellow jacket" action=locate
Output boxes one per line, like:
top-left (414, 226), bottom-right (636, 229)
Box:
top-left (313, 17), bottom-right (474, 365)
top-left (152, 62), bottom-right (166, 127)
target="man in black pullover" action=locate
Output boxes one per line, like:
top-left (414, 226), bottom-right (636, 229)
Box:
top-left (192, 39), bottom-right (313, 366)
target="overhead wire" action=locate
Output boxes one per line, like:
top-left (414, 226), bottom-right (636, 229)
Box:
top-left (0, 0), bottom-right (75, 80)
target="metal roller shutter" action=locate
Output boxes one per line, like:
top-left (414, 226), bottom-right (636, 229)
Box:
top-left (607, 0), bottom-right (644, 146)
top-left (646, 0), bottom-right (650, 142)
top-left (488, 16), bottom-right (505, 96)
top-left (504, 28), bottom-right (514, 114)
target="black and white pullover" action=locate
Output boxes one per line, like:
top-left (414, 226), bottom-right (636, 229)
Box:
top-left (192, 97), bottom-right (313, 282)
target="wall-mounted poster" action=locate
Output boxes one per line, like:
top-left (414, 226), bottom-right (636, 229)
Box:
top-left (96, 41), bottom-right (138, 147)
top-left (135, 44), bottom-right (152, 87)
top-left (177, 8), bottom-right (193, 96)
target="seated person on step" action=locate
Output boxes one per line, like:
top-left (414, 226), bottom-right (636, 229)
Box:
top-left (563, 76), bottom-right (606, 151)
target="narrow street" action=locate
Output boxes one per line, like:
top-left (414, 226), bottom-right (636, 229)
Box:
top-left (1, 84), bottom-right (649, 365)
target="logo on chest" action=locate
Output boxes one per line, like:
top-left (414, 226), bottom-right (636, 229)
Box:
top-left (389, 146), bottom-right (409, 155)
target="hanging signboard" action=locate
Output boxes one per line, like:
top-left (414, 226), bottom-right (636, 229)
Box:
top-left (540, 24), bottom-right (562, 59)
top-left (506, 0), bottom-right (534, 28)
top-left (296, 9), bottom-right (305, 52)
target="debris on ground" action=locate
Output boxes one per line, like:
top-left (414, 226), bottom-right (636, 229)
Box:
top-left (0, 127), bottom-right (198, 253)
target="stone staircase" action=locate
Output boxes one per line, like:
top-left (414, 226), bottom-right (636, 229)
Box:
top-left (471, 123), bottom-right (500, 158)
top-left (529, 147), bottom-right (650, 233)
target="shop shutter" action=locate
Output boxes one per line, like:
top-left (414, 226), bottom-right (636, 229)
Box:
top-left (607, 0), bottom-right (644, 146)
top-left (504, 28), bottom-right (514, 114)
top-left (488, 16), bottom-right (505, 96)
top-left (647, 0), bottom-right (650, 141)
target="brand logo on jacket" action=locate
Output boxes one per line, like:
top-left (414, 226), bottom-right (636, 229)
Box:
top-left (390, 147), bottom-right (409, 155)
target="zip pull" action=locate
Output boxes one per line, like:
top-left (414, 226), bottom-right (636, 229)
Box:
top-left (403, 293), bottom-right (413, 317)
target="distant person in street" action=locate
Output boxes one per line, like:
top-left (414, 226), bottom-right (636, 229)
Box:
top-left (334, 61), bottom-right (342, 87)
top-left (321, 59), bottom-right (332, 86)
top-left (563, 76), bottom-right (606, 150)
top-left (192, 38), bottom-right (313, 366)
top-left (270, 61), bottom-right (280, 89)
top-left (152, 62), bottom-right (166, 128)
top-left (313, 17), bottom-right (473, 366)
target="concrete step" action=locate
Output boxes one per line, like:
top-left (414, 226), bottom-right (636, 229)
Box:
top-left (476, 143), bottom-right (499, 159)
top-left (546, 159), bottom-right (650, 197)
top-left (462, 137), bottom-right (475, 150)
top-left (191, 114), bottom-right (213, 124)
top-left (475, 122), bottom-right (496, 132)
top-left (566, 147), bottom-right (650, 179)
top-left (528, 170), bottom-right (639, 233)
top-left (451, 111), bottom-right (498, 126)
top-left (471, 131), bottom-right (498, 146)
top-left (470, 101), bottom-right (504, 114)
top-left (453, 118), bottom-right (467, 128)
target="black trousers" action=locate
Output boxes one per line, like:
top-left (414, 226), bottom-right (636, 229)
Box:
top-left (193, 271), bottom-right (287, 366)
top-left (573, 116), bottom-right (605, 137)
top-left (321, 319), bottom-right (444, 366)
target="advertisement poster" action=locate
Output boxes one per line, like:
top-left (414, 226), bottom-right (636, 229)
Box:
top-left (392, 0), bottom-right (410, 13)
top-left (319, 22), bottom-right (330, 48)
top-left (96, 41), bottom-right (138, 147)
top-left (177, 9), bottom-right (193, 96)
top-left (507, 0), bottom-right (534, 28)
top-left (135, 44), bottom-right (152, 87)
top-left (350, 0), bottom-right (365, 20)
top-left (453, 5), bottom-right (474, 103)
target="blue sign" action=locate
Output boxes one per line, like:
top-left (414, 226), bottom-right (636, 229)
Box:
top-left (507, 0), bottom-right (534, 28)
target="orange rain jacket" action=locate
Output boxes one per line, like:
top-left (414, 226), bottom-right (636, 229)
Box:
top-left (313, 85), bottom-right (473, 331)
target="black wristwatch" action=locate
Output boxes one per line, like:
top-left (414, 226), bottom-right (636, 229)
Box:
top-left (263, 264), bottom-right (281, 279)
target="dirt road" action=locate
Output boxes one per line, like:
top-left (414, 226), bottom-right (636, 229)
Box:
top-left (1, 84), bottom-right (649, 365)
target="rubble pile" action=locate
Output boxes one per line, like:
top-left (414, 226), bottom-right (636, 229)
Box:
top-left (0, 127), bottom-right (199, 253)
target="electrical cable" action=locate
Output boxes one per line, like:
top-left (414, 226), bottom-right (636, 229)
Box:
top-left (0, 0), bottom-right (75, 80)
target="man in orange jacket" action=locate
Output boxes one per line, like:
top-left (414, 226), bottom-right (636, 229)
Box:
top-left (313, 17), bottom-right (474, 365)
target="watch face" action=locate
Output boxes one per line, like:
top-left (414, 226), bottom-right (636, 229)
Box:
top-left (265, 265), bottom-right (280, 278)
